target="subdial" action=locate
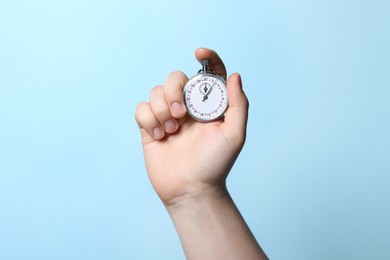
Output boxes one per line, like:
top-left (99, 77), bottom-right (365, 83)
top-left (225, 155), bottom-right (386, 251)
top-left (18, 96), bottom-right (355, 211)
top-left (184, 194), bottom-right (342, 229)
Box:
top-left (199, 83), bottom-right (211, 96)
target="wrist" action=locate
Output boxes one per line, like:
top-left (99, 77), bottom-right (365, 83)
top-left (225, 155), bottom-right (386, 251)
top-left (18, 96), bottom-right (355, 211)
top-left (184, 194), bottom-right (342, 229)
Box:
top-left (164, 183), bottom-right (230, 211)
top-left (164, 182), bottom-right (267, 260)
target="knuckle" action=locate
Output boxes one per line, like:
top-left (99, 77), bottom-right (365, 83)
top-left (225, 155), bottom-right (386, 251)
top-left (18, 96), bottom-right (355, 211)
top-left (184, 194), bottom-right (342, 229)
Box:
top-left (168, 70), bottom-right (186, 79)
top-left (134, 102), bottom-right (147, 127)
top-left (134, 101), bottom-right (148, 115)
top-left (149, 85), bottom-right (163, 99)
top-left (153, 107), bottom-right (169, 120)
top-left (166, 71), bottom-right (188, 87)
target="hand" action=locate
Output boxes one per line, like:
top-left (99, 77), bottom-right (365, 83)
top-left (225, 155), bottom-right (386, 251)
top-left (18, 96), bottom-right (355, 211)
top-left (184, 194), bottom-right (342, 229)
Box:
top-left (135, 48), bottom-right (267, 259)
top-left (134, 48), bottom-right (249, 206)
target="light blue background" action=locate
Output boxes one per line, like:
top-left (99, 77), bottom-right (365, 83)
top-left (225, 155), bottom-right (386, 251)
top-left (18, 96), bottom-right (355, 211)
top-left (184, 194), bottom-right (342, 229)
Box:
top-left (1, 0), bottom-right (389, 259)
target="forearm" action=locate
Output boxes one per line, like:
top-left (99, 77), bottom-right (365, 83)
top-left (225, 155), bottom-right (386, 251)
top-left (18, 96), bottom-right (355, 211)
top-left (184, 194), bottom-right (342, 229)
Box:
top-left (166, 185), bottom-right (268, 260)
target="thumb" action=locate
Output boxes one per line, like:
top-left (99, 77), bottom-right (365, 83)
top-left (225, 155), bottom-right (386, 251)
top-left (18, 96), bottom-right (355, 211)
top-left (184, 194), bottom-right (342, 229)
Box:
top-left (222, 73), bottom-right (249, 146)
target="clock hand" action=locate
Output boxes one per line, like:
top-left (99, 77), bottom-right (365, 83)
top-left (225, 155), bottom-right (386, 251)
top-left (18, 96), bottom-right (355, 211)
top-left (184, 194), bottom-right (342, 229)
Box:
top-left (202, 81), bottom-right (217, 102)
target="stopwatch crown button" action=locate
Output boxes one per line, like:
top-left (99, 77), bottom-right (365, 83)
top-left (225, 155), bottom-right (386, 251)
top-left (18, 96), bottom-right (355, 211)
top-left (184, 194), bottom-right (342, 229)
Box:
top-left (201, 59), bottom-right (209, 73)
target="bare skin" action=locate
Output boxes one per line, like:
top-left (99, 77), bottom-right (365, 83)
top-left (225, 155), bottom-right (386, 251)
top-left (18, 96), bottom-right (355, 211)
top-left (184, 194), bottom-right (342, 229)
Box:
top-left (135, 48), bottom-right (268, 260)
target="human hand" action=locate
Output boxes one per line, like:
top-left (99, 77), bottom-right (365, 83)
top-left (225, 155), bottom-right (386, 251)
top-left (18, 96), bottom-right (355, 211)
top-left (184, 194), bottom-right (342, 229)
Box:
top-left (135, 48), bottom-right (249, 206)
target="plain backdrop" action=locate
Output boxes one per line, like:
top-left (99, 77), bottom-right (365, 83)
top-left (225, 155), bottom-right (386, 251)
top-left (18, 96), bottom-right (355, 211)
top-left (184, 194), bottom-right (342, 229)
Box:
top-left (1, 0), bottom-right (389, 259)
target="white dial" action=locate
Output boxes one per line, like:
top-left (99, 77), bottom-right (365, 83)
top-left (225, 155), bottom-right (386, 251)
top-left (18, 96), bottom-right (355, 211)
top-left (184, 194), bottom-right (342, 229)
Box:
top-left (183, 72), bottom-right (228, 122)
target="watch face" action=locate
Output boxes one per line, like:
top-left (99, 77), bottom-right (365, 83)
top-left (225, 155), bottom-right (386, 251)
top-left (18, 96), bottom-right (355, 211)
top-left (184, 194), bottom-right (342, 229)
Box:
top-left (183, 73), bottom-right (228, 122)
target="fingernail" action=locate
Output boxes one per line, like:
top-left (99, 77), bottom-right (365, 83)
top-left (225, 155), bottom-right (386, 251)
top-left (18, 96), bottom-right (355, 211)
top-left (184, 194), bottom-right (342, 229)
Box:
top-left (153, 127), bottom-right (164, 139)
top-left (171, 102), bottom-right (185, 117)
top-left (164, 120), bottom-right (177, 133)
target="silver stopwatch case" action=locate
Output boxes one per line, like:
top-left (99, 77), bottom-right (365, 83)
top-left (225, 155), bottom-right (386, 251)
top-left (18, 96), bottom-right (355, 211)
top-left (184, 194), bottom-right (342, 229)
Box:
top-left (183, 60), bottom-right (229, 122)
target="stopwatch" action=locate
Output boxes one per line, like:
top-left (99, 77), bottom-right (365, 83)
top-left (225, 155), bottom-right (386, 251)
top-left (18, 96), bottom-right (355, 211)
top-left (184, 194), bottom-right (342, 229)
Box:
top-left (183, 59), bottom-right (228, 122)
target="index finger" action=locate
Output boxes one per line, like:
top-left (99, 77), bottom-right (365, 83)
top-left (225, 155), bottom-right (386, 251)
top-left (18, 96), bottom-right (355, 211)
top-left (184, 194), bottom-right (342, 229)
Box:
top-left (195, 48), bottom-right (227, 80)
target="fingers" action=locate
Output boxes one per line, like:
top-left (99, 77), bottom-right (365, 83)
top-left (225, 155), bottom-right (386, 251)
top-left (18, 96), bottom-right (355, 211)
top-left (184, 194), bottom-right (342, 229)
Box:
top-left (195, 48), bottom-right (227, 80)
top-left (135, 72), bottom-right (189, 140)
top-left (164, 71), bottom-right (188, 118)
top-left (135, 48), bottom-right (233, 142)
top-left (222, 73), bottom-right (249, 146)
top-left (135, 101), bottom-right (165, 140)
top-left (149, 86), bottom-right (179, 134)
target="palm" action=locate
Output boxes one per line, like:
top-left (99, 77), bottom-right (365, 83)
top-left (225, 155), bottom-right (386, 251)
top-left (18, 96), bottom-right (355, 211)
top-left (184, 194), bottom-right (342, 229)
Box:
top-left (141, 118), bottom-right (240, 204)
